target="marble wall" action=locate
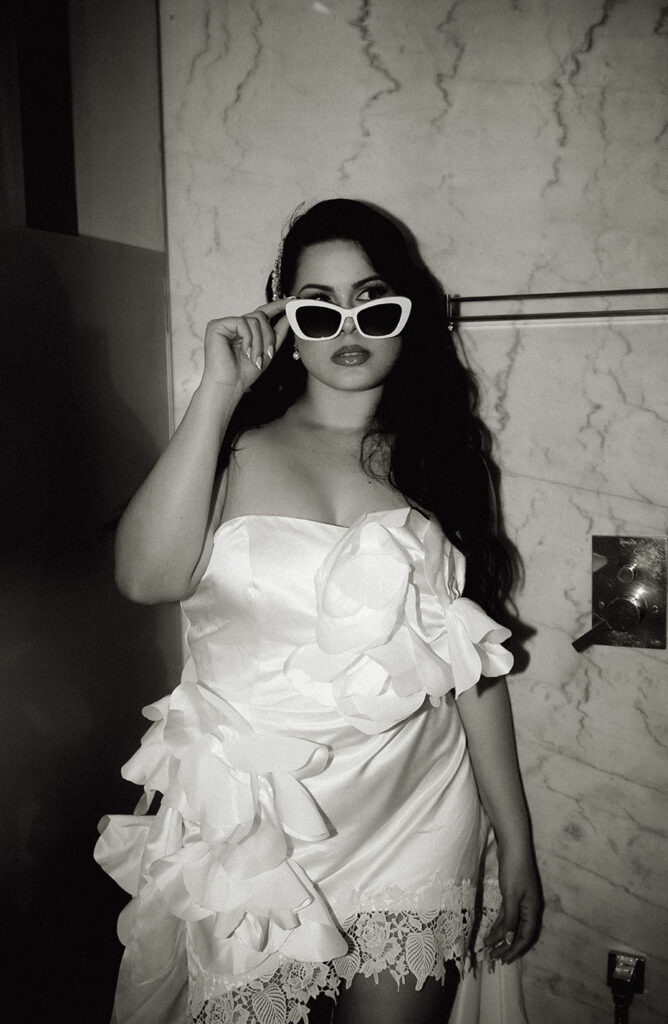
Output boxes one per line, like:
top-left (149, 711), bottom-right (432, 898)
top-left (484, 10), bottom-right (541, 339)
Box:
top-left (462, 316), bottom-right (668, 1022)
top-left (158, 1), bottom-right (668, 1020)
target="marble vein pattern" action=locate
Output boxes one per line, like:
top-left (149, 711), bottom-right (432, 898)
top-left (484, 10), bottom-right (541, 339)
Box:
top-left (158, 1), bottom-right (668, 1021)
top-left (160, 0), bottom-right (667, 424)
top-left (470, 331), bottom-right (668, 1023)
top-left (460, 322), bottom-right (668, 506)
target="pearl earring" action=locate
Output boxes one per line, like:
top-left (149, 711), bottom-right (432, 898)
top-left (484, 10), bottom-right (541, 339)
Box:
top-left (292, 346), bottom-right (301, 361)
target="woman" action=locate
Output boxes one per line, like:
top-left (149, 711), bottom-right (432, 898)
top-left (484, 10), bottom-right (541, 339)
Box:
top-left (96, 199), bottom-right (541, 1024)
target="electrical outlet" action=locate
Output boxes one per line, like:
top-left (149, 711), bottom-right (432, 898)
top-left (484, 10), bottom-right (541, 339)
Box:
top-left (607, 950), bottom-right (646, 994)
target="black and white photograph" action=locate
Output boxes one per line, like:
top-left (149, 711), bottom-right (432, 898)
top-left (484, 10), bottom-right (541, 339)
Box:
top-left (2, 2), bottom-right (666, 1023)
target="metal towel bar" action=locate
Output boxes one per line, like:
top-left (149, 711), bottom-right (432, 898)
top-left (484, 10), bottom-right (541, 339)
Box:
top-left (447, 287), bottom-right (668, 325)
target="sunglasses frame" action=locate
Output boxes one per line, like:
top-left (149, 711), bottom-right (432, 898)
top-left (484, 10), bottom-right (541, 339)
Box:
top-left (285, 296), bottom-right (412, 341)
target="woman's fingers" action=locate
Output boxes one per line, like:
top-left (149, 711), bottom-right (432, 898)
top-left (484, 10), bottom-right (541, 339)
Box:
top-left (483, 848), bottom-right (542, 966)
top-left (502, 890), bottom-right (542, 963)
top-left (272, 312), bottom-right (291, 352)
top-left (246, 297), bottom-right (294, 368)
top-left (486, 888), bottom-right (541, 964)
top-left (244, 315), bottom-right (265, 369)
top-left (208, 316), bottom-right (250, 347)
top-left (204, 297), bottom-right (294, 387)
top-left (485, 908), bottom-right (512, 957)
top-left (255, 296), bottom-right (294, 320)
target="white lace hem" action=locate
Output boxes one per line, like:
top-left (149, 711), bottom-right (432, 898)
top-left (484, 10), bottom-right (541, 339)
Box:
top-left (188, 880), bottom-right (501, 1024)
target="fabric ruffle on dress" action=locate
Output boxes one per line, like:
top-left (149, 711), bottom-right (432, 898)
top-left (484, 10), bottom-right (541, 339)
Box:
top-left (96, 508), bottom-right (517, 1024)
top-left (96, 680), bottom-right (347, 1023)
top-left (285, 512), bottom-right (513, 732)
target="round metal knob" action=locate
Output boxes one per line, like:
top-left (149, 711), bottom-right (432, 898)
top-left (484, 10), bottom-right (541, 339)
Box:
top-left (607, 589), bottom-right (646, 632)
top-left (616, 563), bottom-right (637, 585)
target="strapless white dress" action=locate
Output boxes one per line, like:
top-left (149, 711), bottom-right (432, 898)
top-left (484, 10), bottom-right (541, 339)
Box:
top-left (96, 507), bottom-right (527, 1024)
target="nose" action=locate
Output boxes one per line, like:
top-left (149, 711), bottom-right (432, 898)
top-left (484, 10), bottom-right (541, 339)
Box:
top-left (341, 315), bottom-right (356, 334)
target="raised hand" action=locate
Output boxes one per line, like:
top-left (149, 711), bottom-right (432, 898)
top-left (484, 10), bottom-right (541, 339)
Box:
top-left (202, 297), bottom-right (292, 398)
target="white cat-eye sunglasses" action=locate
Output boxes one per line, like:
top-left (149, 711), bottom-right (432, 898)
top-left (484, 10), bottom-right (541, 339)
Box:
top-left (285, 296), bottom-right (412, 341)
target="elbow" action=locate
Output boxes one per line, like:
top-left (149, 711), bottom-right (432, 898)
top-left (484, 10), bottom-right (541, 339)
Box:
top-left (114, 569), bottom-right (162, 604)
top-left (114, 563), bottom-right (188, 605)
top-left (114, 528), bottom-right (192, 604)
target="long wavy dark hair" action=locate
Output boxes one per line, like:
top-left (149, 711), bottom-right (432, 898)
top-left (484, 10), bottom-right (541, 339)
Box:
top-left (219, 199), bottom-right (513, 615)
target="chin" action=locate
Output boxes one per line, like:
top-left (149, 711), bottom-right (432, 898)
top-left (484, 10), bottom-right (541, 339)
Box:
top-left (329, 371), bottom-right (389, 392)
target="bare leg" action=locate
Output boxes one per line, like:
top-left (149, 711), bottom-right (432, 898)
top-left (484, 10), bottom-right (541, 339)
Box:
top-left (332, 963), bottom-right (460, 1024)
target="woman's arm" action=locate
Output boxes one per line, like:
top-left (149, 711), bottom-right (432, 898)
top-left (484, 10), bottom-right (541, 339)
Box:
top-left (456, 677), bottom-right (542, 964)
top-left (114, 299), bottom-right (290, 603)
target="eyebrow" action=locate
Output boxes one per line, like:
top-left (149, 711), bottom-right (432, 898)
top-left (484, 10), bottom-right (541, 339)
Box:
top-left (298, 275), bottom-right (387, 292)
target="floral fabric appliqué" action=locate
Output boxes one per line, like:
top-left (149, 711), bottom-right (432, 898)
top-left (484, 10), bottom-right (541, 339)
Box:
top-left (285, 510), bottom-right (513, 734)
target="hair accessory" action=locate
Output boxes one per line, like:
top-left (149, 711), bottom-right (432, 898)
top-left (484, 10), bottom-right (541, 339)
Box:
top-left (292, 345), bottom-right (301, 361)
top-left (271, 237), bottom-right (284, 301)
top-left (271, 202), bottom-right (307, 301)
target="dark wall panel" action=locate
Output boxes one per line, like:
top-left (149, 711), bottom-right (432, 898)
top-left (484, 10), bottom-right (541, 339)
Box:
top-left (16, 0), bottom-right (78, 234)
top-left (0, 230), bottom-right (180, 1021)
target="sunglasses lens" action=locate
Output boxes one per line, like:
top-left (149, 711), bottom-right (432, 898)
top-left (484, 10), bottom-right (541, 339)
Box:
top-left (294, 305), bottom-right (342, 339)
top-left (356, 301), bottom-right (403, 337)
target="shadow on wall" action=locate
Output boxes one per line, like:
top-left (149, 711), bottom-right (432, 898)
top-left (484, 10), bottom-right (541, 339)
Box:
top-left (0, 231), bottom-right (180, 1022)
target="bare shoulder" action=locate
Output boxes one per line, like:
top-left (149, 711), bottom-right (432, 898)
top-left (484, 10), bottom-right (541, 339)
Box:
top-left (230, 420), bottom-right (285, 462)
top-left (222, 418), bottom-right (301, 520)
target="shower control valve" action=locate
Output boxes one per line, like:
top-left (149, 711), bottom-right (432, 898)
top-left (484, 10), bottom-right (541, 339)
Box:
top-left (572, 536), bottom-right (666, 651)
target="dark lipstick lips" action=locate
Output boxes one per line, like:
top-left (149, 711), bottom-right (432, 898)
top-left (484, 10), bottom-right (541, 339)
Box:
top-left (332, 344), bottom-right (370, 358)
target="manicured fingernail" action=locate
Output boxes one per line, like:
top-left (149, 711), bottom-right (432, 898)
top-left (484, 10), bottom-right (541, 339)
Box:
top-left (505, 931), bottom-right (515, 946)
top-left (267, 345), bottom-right (274, 360)
top-left (255, 356), bottom-right (263, 370)
top-left (245, 347), bottom-right (252, 360)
